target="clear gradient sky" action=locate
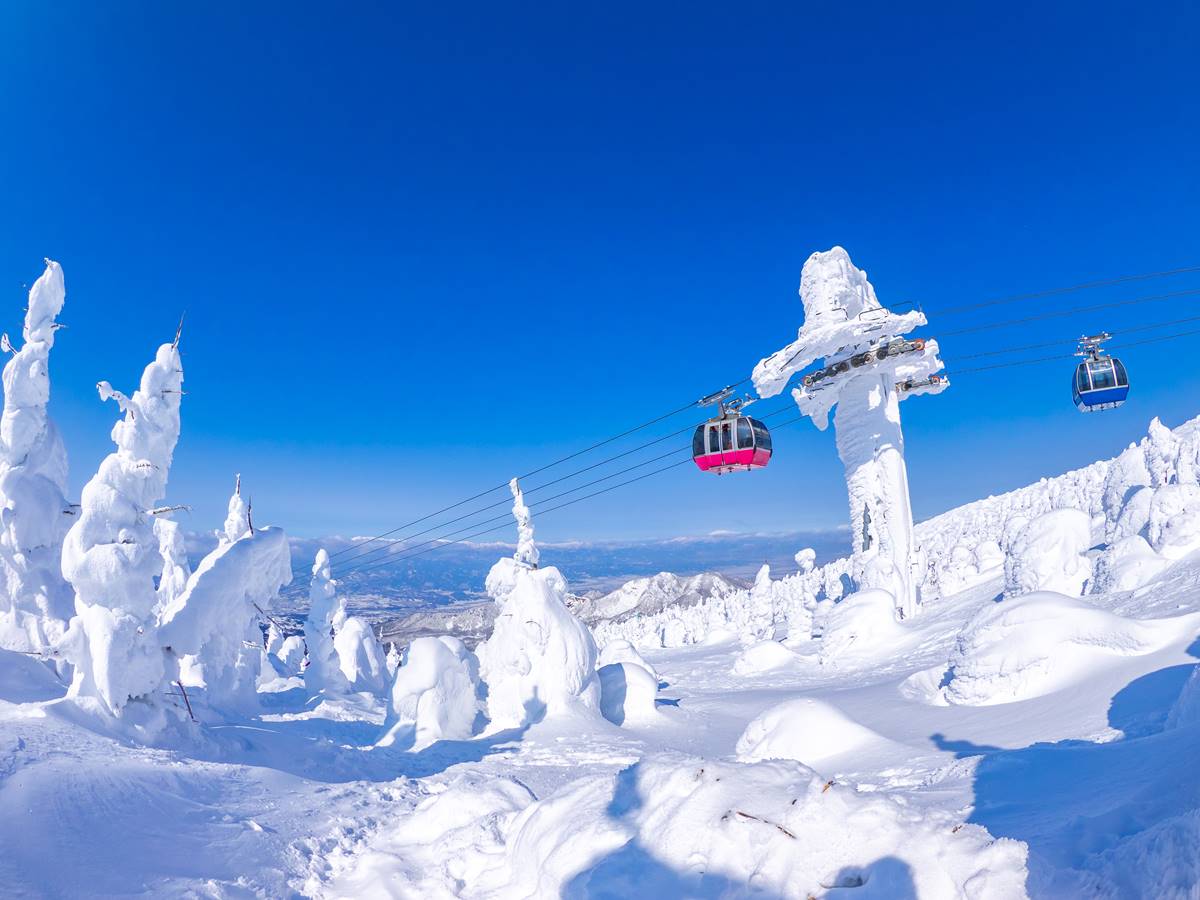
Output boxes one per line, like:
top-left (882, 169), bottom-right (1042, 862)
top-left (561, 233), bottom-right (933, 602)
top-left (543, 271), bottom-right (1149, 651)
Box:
top-left (0, 2), bottom-right (1197, 545)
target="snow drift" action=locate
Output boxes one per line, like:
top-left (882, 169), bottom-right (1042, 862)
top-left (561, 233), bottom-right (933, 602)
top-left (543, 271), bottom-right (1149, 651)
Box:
top-left (941, 592), bottom-right (1194, 706)
top-left (736, 697), bottom-right (901, 768)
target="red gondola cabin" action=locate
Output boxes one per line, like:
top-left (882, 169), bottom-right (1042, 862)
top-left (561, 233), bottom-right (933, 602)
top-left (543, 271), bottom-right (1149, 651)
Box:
top-left (692, 414), bottom-right (772, 474)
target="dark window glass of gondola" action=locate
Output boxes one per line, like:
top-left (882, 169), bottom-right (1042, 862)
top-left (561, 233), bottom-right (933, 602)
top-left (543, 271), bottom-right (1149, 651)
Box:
top-left (1113, 358), bottom-right (1129, 386)
top-left (750, 419), bottom-right (772, 451)
top-left (737, 418), bottom-right (754, 449)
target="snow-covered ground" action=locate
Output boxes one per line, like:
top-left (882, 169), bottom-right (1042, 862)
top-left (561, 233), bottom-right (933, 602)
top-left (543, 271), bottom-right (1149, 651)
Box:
top-left (2, 412), bottom-right (1200, 897)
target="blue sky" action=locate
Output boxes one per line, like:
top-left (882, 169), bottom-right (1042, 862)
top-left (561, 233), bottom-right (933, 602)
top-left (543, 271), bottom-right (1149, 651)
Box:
top-left (0, 2), bottom-right (1197, 547)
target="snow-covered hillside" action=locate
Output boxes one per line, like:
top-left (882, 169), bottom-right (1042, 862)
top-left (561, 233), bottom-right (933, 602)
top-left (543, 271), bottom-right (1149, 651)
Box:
top-left (1, 262), bottom-right (1199, 898)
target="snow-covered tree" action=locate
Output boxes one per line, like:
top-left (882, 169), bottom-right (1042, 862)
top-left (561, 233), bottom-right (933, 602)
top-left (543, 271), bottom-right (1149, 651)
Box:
top-left (158, 480), bottom-right (291, 716)
top-left (0, 260), bottom-right (73, 652)
top-left (476, 478), bottom-right (601, 728)
top-left (334, 616), bottom-right (388, 694)
top-left (378, 635), bottom-right (481, 750)
top-left (60, 338), bottom-right (184, 719)
top-left (153, 517), bottom-right (190, 613)
top-left (220, 473), bottom-right (248, 544)
top-left (304, 548), bottom-right (349, 695)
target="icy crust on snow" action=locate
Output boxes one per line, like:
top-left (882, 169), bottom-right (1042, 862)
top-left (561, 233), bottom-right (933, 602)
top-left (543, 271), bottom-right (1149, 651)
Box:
top-left (158, 524), bottom-right (292, 714)
top-left (940, 592), bottom-right (1195, 706)
top-left (369, 755), bottom-right (1027, 899)
top-left (60, 341), bottom-right (183, 716)
top-left (378, 635), bottom-right (482, 749)
top-left (0, 260), bottom-right (73, 652)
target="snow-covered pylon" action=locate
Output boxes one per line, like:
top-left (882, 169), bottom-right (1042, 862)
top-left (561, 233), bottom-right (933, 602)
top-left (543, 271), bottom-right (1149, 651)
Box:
top-left (0, 261), bottom-right (74, 652)
top-left (753, 248), bottom-right (948, 619)
top-left (60, 337), bottom-right (184, 717)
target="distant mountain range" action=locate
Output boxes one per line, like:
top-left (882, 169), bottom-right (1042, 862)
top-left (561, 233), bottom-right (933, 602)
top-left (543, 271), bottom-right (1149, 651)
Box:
top-left (184, 527), bottom-right (849, 628)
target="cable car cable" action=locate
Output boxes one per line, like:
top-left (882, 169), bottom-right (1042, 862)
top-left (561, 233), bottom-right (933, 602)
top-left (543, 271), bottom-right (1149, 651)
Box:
top-left (325, 395), bottom-right (716, 561)
top-left (341, 412), bottom-right (811, 578)
top-left (902, 264), bottom-right (1200, 316)
top-left (945, 326), bottom-right (1200, 376)
top-left (947, 312), bottom-right (1200, 362)
top-left (333, 400), bottom-right (799, 576)
top-left (939, 288), bottom-right (1200, 339)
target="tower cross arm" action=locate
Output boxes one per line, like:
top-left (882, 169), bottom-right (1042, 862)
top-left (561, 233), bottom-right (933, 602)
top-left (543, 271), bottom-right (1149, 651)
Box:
top-left (752, 308), bottom-right (929, 399)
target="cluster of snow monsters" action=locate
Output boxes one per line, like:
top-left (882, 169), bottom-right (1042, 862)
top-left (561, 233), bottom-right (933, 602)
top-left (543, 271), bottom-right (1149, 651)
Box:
top-left (0, 261), bottom-right (297, 736)
top-left (378, 478), bottom-right (633, 748)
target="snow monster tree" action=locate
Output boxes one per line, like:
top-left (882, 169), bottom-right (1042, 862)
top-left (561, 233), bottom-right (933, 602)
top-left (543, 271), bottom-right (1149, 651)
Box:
top-left (754, 247), bottom-right (947, 619)
top-left (61, 336), bottom-right (184, 719)
top-left (0, 260), bottom-right (74, 652)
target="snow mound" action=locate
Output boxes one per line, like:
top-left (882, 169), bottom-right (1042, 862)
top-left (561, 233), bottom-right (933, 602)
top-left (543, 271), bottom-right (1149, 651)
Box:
top-left (598, 662), bottom-right (659, 726)
top-left (490, 755), bottom-right (1028, 899)
top-left (1093, 535), bottom-right (1172, 593)
top-left (731, 639), bottom-right (799, 675)
top-left (942, 592), bottom-right (1193, 706)
top-left (597, 639), bottom-right (659, 682)
top-left (736, 697), bottom-right (897, 768)
top-left (1004, 508), bottom-right (1093, 598)
top-left (819, 589), bottom-right (907, 663)
top-left (378, 635), bottom-right (482, 750)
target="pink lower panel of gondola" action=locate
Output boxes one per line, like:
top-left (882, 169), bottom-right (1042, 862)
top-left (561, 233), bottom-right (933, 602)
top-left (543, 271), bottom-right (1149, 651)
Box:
top-left (693, 448), bottom-right (771, 472)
